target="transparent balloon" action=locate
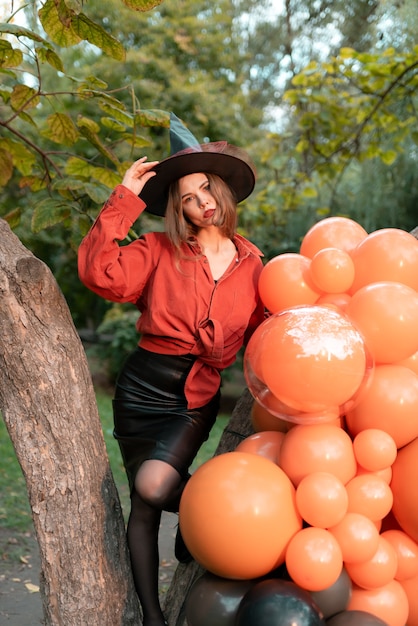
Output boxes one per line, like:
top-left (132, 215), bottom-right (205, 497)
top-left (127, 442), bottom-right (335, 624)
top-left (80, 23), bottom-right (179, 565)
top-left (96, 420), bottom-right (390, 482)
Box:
top-left (244, 306), bottom-right (374, 424)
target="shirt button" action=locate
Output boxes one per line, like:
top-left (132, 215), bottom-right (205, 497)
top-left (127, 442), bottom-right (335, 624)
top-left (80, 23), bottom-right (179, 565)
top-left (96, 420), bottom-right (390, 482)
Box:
top-left (118, 193), bottom-right (124, 198)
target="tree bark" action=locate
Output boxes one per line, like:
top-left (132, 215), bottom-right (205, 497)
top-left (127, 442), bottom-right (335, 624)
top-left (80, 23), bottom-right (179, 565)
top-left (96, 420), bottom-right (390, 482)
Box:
top-left (163, 388), bottom-right (255, 626)
top-left (0, 219), bottom-right (140, 625)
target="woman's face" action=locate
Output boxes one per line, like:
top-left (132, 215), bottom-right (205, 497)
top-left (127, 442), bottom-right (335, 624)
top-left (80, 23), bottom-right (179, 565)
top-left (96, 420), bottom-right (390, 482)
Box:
top-left (178, 172), bottom-right (218, 227)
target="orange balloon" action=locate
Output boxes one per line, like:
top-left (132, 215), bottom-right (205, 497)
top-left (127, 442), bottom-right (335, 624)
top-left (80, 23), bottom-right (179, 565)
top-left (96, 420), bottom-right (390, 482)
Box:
top-left (296, 471), bottom-right (348, 528)
top-left (345, 535), bottom-right (398, 589)
top-left (346, 364), bottom-right (418, 449)
top-left (381, 529), bottom-right (418, 582)
top-left (353, 429), bottom-right (397, 472)
top-left (300, 216), bottom-right (368, 258)
top-left (310, 247), bottom-right (355, 294)
top-left (346, 281), bottom-right (418, 364)
top-left (259, 306), bottom-right (368, 414)
top-left (179, 452), bottom-right (302, 579)
top-left (345, 473), bottom-right (393, 521)
top-left (251, 401), bottom-right (291, 433)
top-left (316, 292), bottom-right (351, 311)
top-left (279, 423), bottom-right (357, 487)
top-left (350, 228), bottom-right (418, 293)
top-left (285, 527), bottom-right (343, 592)
top-left (399, 573), bottom-right (418, 626)
top-left (329, 512), bottom-right (380, 563)
top-left (347, 580), bottom-right (409, 626)
top-left (258, 253), bottom-right (322, 313)
top-left (235, 431), bottom-right (285, 464)
top-left (391, 436), bottom-right (418, 543)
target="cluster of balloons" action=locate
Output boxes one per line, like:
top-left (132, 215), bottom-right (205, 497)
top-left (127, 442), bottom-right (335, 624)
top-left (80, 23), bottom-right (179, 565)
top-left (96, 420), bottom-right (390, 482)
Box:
top-left (179, 218), bottom-right (418, 626)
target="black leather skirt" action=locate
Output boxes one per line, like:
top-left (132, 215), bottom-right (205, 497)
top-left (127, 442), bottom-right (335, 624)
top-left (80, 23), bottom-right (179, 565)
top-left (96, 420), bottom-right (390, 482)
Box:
top-left (113, 347), bottom-right (220, 490)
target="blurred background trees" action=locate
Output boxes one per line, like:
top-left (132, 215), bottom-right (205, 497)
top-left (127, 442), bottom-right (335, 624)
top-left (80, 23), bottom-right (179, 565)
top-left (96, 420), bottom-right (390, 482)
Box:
top-left (1, 0), bottom-right (418, 382)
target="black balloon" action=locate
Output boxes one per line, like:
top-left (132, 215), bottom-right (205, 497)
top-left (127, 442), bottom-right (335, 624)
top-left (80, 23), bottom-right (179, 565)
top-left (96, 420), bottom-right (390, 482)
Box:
top-left (326, 610), bottom-right (389, 626)
top-left (310, 567), bottom-right (352, 619)
top-left (235, 579), bottom-right (326, 626)
top-left (185, 571), bottom-right (254, 626)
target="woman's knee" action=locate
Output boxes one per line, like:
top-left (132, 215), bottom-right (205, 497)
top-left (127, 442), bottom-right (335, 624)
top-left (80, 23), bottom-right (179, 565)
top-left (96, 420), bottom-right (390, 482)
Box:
top-left (134, 460), bottom-right (181, 509)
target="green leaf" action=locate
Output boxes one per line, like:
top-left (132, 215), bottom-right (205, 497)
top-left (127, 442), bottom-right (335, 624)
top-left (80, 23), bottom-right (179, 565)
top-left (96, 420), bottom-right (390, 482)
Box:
top-left (4, 139), bottom-right (37, 175)
top-left (3, 208), bottom-right (21, 229)
top-left (65, 157), bottom-right (121, 188)
top-left (133, 109), bottom-right (170, 127)
top-left (380, 149), bottom-right (398, 166)
top-left (36, 46), bottom-right (65, 72)
top-left (76, 117), bottom-right (119, 165)
top-left (83, 182), bottom-right (112, 204)
top-left (42, 113), bottom-right (80, 146)
top-left (0, 83), bottom-right (12, 103)
top-left (19, 176), bottom-right (48, 192)
top-left (0, 147), bottom-right (14, 187)
top-left (77, 115), bottom-right (100, 134)
top-left (301, 186), bottom-right (318, 199)
top-left (101, 117), bottom-right (127, 132)
top-left (99, 102), bottom-right (133, 126)
top-left (31, 198), bottom-right (73, 233)
top-left (0, 40), bottom-right (23, 68)
top-left (10, 84), bottom-right (40, 111)
top-left (0, 22), bottom-right (50, 45)
top-left (71, 14), bottom-right (126, 61)
top-left (38, 0), bottom-right (81, 47)
top-left (120, 0), bottom-right (163, 11)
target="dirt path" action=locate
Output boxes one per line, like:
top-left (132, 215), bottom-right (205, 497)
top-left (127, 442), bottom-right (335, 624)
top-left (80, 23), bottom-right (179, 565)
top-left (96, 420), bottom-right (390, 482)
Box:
top-left (0, 512), bottom-right (178, 624)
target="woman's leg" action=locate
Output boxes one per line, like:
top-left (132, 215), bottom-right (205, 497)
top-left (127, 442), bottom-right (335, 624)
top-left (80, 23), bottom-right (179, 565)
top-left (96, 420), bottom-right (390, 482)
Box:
top-left (127, 460), bottom-right (187, 626)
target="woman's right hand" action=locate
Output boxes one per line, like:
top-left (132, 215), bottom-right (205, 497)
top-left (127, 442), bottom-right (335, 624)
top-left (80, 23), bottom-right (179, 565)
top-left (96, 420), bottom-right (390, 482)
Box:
top-left (121, 156), bottom-right (159, 196)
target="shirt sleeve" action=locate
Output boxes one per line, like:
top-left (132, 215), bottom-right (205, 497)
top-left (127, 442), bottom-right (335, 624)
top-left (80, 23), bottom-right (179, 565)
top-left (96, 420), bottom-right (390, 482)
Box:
top-left (77, 185), bottom-right (157, 303)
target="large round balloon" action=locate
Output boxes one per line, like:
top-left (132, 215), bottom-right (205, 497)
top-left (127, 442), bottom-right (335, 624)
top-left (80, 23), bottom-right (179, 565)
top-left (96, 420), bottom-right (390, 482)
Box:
top-left (179, 452), bottom-right (302, 580)
top-left (235, 579), bottom-right (326, 626)
top-left (285, 527), bottom-right (343, 592)
top-left (258, 253), bottom-right (322, 313)
top-left (349, 228), bottom-right (418, 293)
top-left (347, 580), bottom-right (409, 626)
top-left (328, 513), bottom-right (380, 564)
top-left (279, 424), bottom-right (357, 487)
top-left (300, 216), bottom-right (368, 258)
top-left (326, 609), bottom-right (389, 625)
top-left (296, 472), bottom-right (348, 528)
top-left (245, 306), bottom-right (370, 416)
top-left (345, 364), bottom-right (418, 449)
top-left (185, 572), bottom-right (254, 626)
top-left (310, 247), bottom-right (355, 294)
top-left (310, 567), bottom-right (352, 619)
top-left (390, 436), bottom-right (418, 543)
top-left (346, 281), bottom-right (418, 364)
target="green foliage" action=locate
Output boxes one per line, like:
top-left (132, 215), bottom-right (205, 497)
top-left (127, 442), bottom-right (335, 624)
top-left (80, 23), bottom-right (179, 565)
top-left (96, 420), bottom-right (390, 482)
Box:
top-left (91, 305), bottom-right (140, 382)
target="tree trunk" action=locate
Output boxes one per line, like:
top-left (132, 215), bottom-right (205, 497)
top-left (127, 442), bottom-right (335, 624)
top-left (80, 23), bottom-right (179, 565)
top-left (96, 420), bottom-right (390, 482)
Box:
top-left (0, 219), bottom-right (140, 625)
top-left (163, 388), bottom-right (255, 626)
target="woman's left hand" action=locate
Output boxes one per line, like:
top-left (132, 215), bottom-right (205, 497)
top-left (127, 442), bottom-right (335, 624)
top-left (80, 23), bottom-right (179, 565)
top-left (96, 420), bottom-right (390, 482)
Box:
top-left (121, 156), bottom-right (159, 196)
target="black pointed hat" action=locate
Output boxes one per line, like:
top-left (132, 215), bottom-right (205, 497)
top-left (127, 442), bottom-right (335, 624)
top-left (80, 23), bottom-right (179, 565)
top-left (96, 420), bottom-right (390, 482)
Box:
top-left (140, 113), bottom-right (256, 216)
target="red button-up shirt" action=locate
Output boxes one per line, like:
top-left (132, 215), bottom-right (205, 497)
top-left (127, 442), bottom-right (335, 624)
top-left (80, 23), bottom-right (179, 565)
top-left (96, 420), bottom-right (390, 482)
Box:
top-left (78, 185), bottom-right (265, 408)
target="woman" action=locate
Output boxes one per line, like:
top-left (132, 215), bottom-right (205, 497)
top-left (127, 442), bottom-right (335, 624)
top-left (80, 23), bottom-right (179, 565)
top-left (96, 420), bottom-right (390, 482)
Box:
top-left (78, 114), bottom-right (265, 626)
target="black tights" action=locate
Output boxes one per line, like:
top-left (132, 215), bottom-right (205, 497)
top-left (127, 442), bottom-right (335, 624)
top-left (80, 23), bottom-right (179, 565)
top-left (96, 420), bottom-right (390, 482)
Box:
top-left (127, 459), bottom-right (188, 626)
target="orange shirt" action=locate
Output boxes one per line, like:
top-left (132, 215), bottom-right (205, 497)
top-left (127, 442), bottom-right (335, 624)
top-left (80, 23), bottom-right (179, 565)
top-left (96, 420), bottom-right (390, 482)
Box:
top-left (78, 185), bottom-right (265, 408)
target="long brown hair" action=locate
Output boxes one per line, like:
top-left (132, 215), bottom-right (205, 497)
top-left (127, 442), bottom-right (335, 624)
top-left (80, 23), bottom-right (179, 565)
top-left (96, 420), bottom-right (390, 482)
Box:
top-left (164, 173), bottom-right (238, 252)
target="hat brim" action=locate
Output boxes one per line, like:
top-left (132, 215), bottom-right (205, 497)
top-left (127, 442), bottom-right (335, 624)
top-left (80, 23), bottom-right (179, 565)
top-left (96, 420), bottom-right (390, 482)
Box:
top-left (140, 150), bottom-right (256, 216)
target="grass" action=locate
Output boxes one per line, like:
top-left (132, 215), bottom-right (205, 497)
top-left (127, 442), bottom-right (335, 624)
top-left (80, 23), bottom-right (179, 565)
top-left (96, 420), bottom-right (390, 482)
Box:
top-left (0, 391), bottom-right (229, 533)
